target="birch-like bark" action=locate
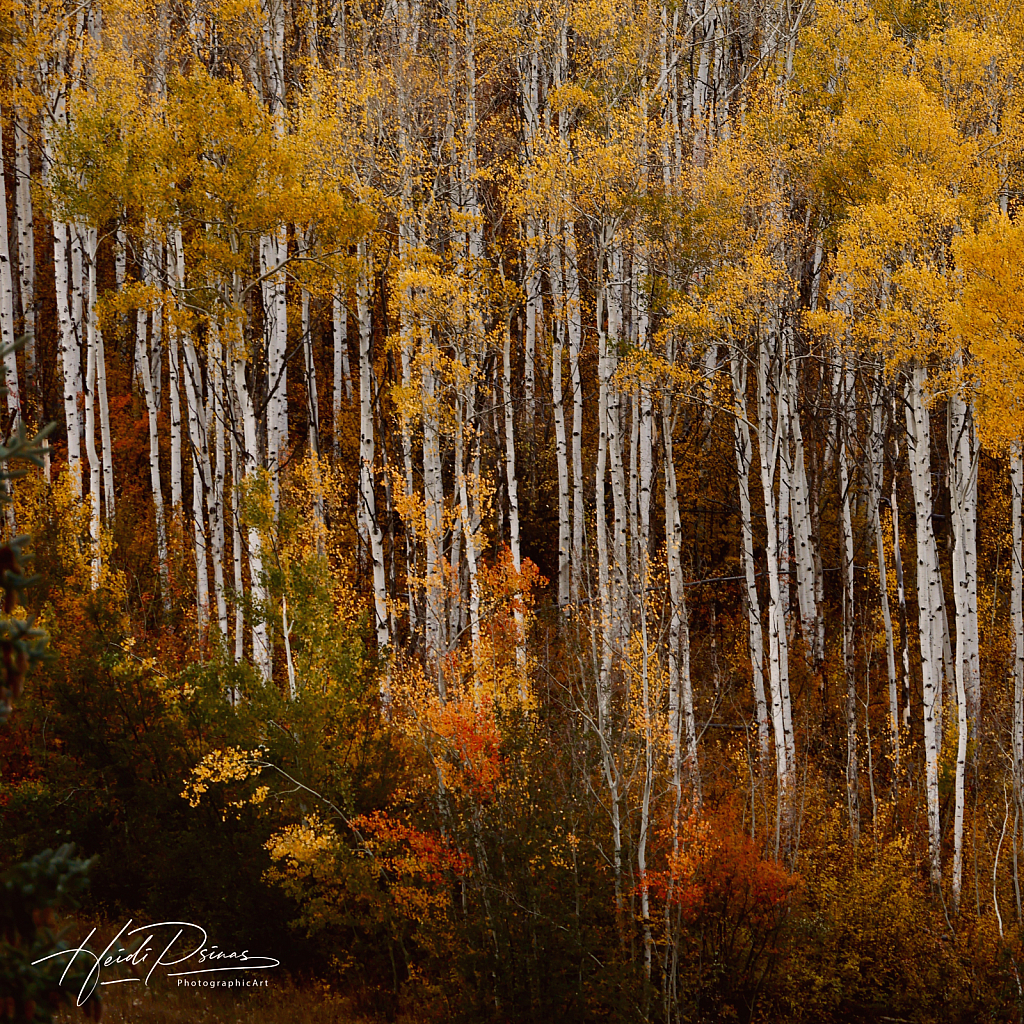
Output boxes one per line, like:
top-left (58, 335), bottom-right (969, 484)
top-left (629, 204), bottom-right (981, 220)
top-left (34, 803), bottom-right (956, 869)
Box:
top-left (455, 389), bottom-right (481, 667)
top-left (550, 236), bottom-right (571, 609)
top-left (232, 346), bottom-right (272, 681)
top-left (606, 238), bottom-right (629, 636)
top-left (891, 407), bottom-right (912, 732)
top-left (175, 234), bottom-right (210, 630)
top-left (14, 96), bottom-right (35, 408)
top-left (1011, 450), bottom-right (1024, 878)
top-left (838, 359), bottom-right (859, 844)
top-left (301, 228), bottom-right (320, 458)
top-left (167, 249), bottom-right (183, 512)
top-left (82, 229), bottom-right (101, 585)
top-left (0, 109), bottom-right (20, 423)
top-left (501, 316), bottom-right (525, 676)
top-left (906, 366), bottom-right (942, 887)
top-left (332, 285), bottom-right (352, 433)
top-left (138, 283), bottom-right (170, 608)
top-left (53, 221), bottom-right (83, 497)
top-left (755, 322), bottom-right (795, 839)
top-left (356, 246), bottom-right (391, 656)
top-left (948, 391), bottom-right (979, 910)
top-left (789, 350), bottom-right (820, 665)
top-left (868, 377), bottom-right (898, 770)
top-left (731, 347), bottom-right (770, 762)
top-left (566, 222), bottom-right (584, 601)
top-left (209, 323), bottom-right (229, 637)
top-left (664, 343), bottom-right (700, 804)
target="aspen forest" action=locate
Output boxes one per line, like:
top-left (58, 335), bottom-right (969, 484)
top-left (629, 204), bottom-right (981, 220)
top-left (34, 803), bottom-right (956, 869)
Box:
top-left (4, 0), bottom-right (1024, 1018)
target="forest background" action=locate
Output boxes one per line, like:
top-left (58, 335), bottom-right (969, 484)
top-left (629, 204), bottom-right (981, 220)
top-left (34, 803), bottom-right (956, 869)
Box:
top-left (2, 0), bottom-right (1024, 1018)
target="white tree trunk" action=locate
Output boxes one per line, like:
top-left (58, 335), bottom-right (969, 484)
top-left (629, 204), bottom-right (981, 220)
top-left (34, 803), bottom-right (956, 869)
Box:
top-left (175, 234), bottom-right (210, 631)
top-left (167, 249), bottom-right (183, 513)
top-left (948, 390), bottom-right (979, 910)
top-left (356, 247), bottom-right (391, 657)
top-left (232, 350), bottom-right (272, 681)
top-left (868, 378), bottom-right (898, 769)
top-left (838, 359), bottom-right (859, 844)
top-left (209, 323), bottom-right (229, 638)
top-left (549, 235), bottom-right (571, 609)
top-left (83, 229), bottom-right (102, 585)
top-left (501, 316), bottom-right (525, 677)
top-left (755, 323), bottom-right (795, 839)
top-left (53, 222), bottom-right (83, 497)
top-left (906, 366), bottom-right (942, 887)
top-left (138, 286), bottom-right (170, 608)
top-left (566, 222), bottom-right (584, 602)
top-left (1011, 449), bottom-right (1024, 869)
top-left (664, 347), bottom-right (699, 803)
top-left (0, 111), bottom-right (20, 423)
top-left (14, 96), bottom-right (35, 406)
top-left (789, 352), bottom-right (820, 665)
top-left (731, 347), bottom-right (770, 762)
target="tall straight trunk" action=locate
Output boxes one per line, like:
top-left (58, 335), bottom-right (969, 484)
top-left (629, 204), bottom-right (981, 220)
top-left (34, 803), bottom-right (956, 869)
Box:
top-left (232, 346), bottom-right (272, 681)
top-left (175, 234), bottom-right (210, 630)
top-left (891, 409), bottom-right (912, 732)
top-left (53, 222), bottom-right (82, 496)
top-left (606, 239), bottom-right (629, 636)
top-left (906, 366), bottom-right (942, 887)
top-left (838, 359), bottom-right (859, 844)
top-left (455, 388), bottom-right (481, 666)
top-left (332, 284), bottom-right (352, 437)
top-left (636, 243), bottom-right (652, 575)
top-left (82, 229), bottom-right (102, 585)
top-left (167, 249), bottom-right (183, 512)
top-left (731, 347), bottom-right (770, 762)
top-left (14, 95), bottom-right (35, 410)
top-left (948, 391), bottom-right (979, 910)
top-left (594, 259), bottom-right (623, 919)
top-left (356, 246), bottom-right (390, 656)
top-left (209, 323), bottom-right (229, 637)
top-left (301, 228), bottom-right (320, 458)
top-left (755, 323), bottom-right (795, 842)
top-left (0, 111), bottom-right (19, 422)
top-left (1011, 449), bottom-right (1024, 899)
top-left (501, 317), bottom-right (525, 677)
top-left (138, 283), bottom-right (170, 608)
top-left (549, 235), bottom-right (571, 609)
top-left (229, 417), bottom-right (245, 666)
top-left (789, 351), bottom-right (820, 666)
top-left (566, 222), bottom-right (584, 602)
top-left (869, 378), bottom-right (899, 770)
top-left (396, 208), bottom-right (419, 640)
top-left (261, 229), bottom-right (288, 512)
top-left (664, 347), bottom-right (699, 804)
top-left (423, 342), bottom-right (446, 678)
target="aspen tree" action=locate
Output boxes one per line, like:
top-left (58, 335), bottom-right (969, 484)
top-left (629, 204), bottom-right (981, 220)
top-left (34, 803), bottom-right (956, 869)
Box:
top-left (732, 346), bottom-right (771, 762)
top-left (906, 367), bottom-right (943, 886)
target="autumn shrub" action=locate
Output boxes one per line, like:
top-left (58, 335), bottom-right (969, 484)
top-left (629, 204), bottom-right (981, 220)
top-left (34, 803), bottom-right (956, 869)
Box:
top-left (646, 804), bottom-right (801, 1022)
top-left (780, 809), bottom-right (1012, 1023)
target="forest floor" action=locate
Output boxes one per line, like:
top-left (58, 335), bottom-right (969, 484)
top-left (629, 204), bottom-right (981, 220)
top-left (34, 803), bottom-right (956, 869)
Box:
top-left (48, 919), bottom-right (404, 1024)
top-left (54, 977), bottom-right (391, 1024)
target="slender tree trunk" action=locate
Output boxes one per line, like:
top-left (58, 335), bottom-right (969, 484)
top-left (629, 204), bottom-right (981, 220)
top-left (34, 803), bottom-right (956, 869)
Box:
top-left (838, 359), bottom-right (859, 845)
top-left (83, 229), bottom-right (101, 585)
top-left (550, 236), bottom-right (571, 609)
top-left (731, 347), bottom-right (770, 762)
top-left (14, 95), bottom-right (35, 412)
top-left (356, 245), bottom-right (391, 657)
top-left (869, 378), bottom-right (899, 771)
top-left (906, 366), bottom-right (942, 887)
